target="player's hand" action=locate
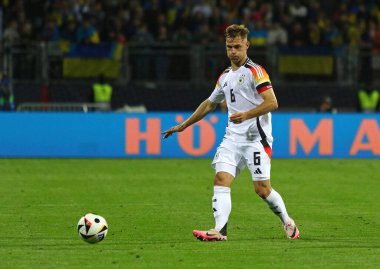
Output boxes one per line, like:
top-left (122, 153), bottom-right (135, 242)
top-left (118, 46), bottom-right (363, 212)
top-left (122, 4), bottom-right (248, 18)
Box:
top-left (229, 112), bottom-right (247, 124)
top-left (161, 124), bottom-right (186, 139)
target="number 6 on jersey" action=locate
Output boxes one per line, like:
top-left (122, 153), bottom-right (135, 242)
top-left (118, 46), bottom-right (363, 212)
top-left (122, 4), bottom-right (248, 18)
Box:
top-left (230, 89), bottom-right (236, 102)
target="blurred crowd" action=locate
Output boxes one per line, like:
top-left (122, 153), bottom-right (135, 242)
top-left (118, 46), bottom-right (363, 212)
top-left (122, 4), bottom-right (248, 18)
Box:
top-left (1, 0), bottom-right (380, 50)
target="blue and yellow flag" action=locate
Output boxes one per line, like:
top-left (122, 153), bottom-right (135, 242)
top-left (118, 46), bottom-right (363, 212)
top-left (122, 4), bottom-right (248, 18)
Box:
top-left (63, 42), bottom-right (124, 78)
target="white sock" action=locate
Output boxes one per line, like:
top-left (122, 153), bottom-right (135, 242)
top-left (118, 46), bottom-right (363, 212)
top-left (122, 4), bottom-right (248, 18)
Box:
top-left (264, 189), bottom-right (290, 224)
top-left (212, 186), bottom-right (231, 232)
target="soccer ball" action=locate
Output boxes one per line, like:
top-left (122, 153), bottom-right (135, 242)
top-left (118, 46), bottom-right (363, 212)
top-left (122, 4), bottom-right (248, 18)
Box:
top-left (77, 213), bottom-right (108, 244)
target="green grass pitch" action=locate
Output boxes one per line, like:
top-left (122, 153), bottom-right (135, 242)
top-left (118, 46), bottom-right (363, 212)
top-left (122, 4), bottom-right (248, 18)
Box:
top-left (1, 159), bottom-right (379, 269)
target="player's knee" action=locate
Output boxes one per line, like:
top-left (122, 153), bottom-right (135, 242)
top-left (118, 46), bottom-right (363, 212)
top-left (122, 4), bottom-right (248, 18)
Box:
top-left (254, 184), bottom-right (271, 198)
top-left (213, 174), bottom-right (229, 187)
top-left (255, 188), bottom-right (268, 198)
top-left (214, 175), bottom-right (224, 186)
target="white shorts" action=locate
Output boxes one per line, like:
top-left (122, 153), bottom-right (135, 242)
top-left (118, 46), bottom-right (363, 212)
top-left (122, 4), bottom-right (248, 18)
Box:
top-left (211, 138), bottom-right (272, 181)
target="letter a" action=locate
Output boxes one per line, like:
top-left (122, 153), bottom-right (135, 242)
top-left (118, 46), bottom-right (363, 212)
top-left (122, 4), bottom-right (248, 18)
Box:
top-left (350, 119), bottom-right (380, 155)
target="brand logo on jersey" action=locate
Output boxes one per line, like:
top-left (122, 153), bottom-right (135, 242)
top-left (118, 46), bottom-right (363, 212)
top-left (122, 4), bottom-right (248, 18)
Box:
top-left (238, 74), bottom-right (245, 85)
top-left (223, 82), bottom-right (227, 88)
top-left (253, 168), bottom-right (262, 174)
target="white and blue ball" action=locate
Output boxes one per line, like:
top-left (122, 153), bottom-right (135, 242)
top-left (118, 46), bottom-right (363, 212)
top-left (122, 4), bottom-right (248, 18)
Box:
top-left (77, 213), bottom-right (108, 244)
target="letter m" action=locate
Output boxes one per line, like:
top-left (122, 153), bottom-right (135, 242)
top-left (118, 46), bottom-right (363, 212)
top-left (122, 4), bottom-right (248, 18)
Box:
top-left (290, 119), bottom-right (333, 155)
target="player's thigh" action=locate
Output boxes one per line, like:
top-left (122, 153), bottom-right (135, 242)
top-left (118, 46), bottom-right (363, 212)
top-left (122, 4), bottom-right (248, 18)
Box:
top-left (244, 141), bottom-right (271, 181)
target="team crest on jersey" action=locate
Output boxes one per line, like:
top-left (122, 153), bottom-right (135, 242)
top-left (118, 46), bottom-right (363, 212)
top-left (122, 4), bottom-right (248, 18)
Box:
top-left (238, 74), bottom-right (245, 85)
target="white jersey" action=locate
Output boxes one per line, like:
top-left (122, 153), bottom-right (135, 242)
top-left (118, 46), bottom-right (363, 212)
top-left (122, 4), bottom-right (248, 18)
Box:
top-left (208, 58), bottom-right (274, 144)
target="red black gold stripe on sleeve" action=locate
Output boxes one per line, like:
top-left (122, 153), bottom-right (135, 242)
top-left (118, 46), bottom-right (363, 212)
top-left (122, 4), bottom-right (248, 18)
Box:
top-left (256, 81), bottom-right (272, 94)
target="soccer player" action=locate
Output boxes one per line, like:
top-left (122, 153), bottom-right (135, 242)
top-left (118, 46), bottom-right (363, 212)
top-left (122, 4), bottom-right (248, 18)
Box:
top-left (162, 24), bottom-right (299, 241)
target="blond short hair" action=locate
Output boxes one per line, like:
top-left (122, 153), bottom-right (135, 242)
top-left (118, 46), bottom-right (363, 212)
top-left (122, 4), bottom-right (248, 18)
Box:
top-left (225, 24), bottom-right (249, 40)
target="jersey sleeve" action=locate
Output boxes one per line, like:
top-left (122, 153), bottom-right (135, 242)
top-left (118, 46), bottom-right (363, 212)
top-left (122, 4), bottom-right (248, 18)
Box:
top-left (208, 72), bottom-right (226, 103)
top-left (247, 64), bottom-right (273, 94)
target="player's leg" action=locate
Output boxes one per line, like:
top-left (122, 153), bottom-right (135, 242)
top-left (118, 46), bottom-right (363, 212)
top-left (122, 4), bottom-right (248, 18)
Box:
top-left (247, 141), bottom-right (300, 239)
top-left (253, 180), bottom-right (299, 239)
top-left (193, 170), bottom-right (234, 241)
top-left (213, 168), bottom-right (234, 233)
top-left (253, 179), bottom-right (289, 224)
top-left (253, 179), bottom-right (289, 223)
top-left (193, 140), bottom-right (242, 241)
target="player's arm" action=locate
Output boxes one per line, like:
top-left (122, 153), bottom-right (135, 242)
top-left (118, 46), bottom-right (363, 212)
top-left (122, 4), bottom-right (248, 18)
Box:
top-left (162, 99), bottom-right (218, 138)
top-left (229, 88), bottom-right (278, 124)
